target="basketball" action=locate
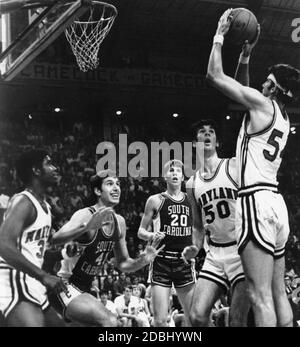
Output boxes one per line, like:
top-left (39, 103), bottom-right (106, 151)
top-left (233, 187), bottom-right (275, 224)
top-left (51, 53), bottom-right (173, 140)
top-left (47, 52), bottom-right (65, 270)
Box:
top-left (227, 8), bottom-right (258, 45)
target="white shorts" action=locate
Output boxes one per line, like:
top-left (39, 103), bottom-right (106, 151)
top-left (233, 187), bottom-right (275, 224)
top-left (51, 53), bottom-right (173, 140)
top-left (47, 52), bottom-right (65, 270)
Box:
top-left (0, 267), bottom-right (49, 318)
top-left (198, 244), bottom-right (245, 293)
top-left (235, 190), bottom-right (290, 258)
top-left (49, 281), bottom-right (83, 320)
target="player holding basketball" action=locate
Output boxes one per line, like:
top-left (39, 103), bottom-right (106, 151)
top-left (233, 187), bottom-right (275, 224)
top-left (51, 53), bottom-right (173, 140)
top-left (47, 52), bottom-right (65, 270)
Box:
top-left (206, 9), bottom-right (299, 326)
top-left (138, 160), bottom-right (196, 327)
top-left (183, 120), bottom-right (249, 327)
top-left (50, 170), bottom-right (164, 327)
top-left (0, 149), bottom-right (66, 327)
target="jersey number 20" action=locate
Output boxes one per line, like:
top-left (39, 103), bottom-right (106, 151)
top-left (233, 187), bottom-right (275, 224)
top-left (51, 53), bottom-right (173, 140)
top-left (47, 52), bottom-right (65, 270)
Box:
top-left (170, 214), bottom-right (188, 227)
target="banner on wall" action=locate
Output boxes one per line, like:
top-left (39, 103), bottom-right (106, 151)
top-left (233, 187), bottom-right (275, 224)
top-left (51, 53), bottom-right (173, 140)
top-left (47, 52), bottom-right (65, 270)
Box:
top-left (18, 63), bottom-right (206, 90)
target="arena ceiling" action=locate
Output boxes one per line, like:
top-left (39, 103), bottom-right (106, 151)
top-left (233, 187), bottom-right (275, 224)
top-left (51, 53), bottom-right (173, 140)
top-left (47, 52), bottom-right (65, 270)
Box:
top-left (0, 0), bottom-right (300, 120)
top-left (107, 0), bottom-right (300, 82)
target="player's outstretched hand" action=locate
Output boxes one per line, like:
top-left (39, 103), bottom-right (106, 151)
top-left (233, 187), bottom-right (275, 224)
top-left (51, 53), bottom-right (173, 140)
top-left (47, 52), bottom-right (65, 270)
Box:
top-left (182, 245), bottom-right (199, 264)
top-left (41, 273), bottom-right (68, 295)
top-left (241, 23), bottom-right (260, 56)
top-left (151, 231), bottom-right (165, 244)
top-left (216, 8), bottom-right (233, 36)
top-left (86, 207), bottom-right (115, 232)
top-left (140, 240), bottom-right (165, 264)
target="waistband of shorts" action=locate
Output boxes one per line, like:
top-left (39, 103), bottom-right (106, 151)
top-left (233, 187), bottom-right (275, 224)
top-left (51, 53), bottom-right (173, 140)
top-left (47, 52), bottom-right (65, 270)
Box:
top-left (69, 274), bottom-right (92, 292)
top-left (156, 250), bottom-right (182, 259)
top-left (208, 238), bottom-right (237, 248)
top-left (238, 183), bottom-right (278, 197)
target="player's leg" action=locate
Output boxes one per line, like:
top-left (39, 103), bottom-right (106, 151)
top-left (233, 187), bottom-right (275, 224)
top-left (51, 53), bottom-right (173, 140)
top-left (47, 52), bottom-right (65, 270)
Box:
top-left (65, 293), bottom-right (119, 327)
top-left (149, 256), bottom-right (173, 327)
top-left (6, 301), bottom-right (45, 327)
top-left (151, 285), bottom-right (171, 327)
top-left (189, 247), bottom-right (229, 326)
top-left (225, 247), bottom-right (249, 326)
top-left (240, 241), bottom-right (275, 326)
top-left (236, 193), bottom-right (277, 326)
top-left (272, 195), bottom-right (293, 327)
top-left (43, 305), bottom-right (66, 327)
top-left (189, 278), bottom-right (223, 327)
top-left (175, 283), bottom-right (194, 326)
top-left (272, 256), bottom-right (293, 327)
top-left (172, 258), bottom-right (197, 326)
top-left (229, 280), bottom-right (249, 326)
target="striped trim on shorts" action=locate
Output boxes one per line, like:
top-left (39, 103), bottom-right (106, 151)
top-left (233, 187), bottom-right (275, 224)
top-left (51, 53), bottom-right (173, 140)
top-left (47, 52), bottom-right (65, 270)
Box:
top-left (237, 193), bottom-right (275, 256)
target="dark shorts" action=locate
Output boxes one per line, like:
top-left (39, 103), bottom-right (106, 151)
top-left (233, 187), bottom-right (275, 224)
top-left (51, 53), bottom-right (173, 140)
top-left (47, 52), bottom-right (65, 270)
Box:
top-left (148, 251), bottom-right (196, 288)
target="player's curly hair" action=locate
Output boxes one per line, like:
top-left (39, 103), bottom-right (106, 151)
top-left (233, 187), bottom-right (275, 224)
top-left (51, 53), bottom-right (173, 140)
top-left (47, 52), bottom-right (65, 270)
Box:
top-left (15, 149), bottom-right (49, 184)
top-left (268, 64), bottom-right (300, 104)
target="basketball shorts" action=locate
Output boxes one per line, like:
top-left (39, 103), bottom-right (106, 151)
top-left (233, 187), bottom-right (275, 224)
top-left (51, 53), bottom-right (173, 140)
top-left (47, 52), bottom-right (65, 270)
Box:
top-left (48, 281), bottom-right (83, 321)
top-left (0, 267), bottom-right (49, 318)
top-left (148, 251), bottom-right (196, 288)
top-left (198, 243), bottom-right (245, 293)
top-left (235, 190), bottom-right (290, 258)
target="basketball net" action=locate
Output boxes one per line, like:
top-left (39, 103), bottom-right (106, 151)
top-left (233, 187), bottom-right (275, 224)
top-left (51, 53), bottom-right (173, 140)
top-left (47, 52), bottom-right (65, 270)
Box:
top-left (65, 1), bottom-right (117, 72)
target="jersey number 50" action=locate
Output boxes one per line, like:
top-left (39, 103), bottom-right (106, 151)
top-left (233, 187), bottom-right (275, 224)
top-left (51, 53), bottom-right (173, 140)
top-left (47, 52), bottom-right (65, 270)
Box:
top-left (203, 200), bottom-right (230, 224)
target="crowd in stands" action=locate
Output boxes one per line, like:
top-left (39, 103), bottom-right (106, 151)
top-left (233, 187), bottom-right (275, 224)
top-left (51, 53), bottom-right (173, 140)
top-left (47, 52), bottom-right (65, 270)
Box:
top-left (0, 116), bottom-right (299, 325)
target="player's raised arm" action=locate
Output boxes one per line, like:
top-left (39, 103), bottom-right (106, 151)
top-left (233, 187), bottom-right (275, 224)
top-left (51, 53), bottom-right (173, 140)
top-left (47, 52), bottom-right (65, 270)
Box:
top-left (234, 24), bottom-right (260, 86)
top-left (51, 209), bottom-right (90, 245)
top-left (114, 215), bottom-right (164, 273)
top-left (206, 9), bottom-right (270, 113)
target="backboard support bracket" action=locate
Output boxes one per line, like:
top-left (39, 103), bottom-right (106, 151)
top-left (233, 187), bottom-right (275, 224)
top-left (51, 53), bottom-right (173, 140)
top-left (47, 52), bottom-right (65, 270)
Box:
top-left (0, 0), bottom-right (90, 81)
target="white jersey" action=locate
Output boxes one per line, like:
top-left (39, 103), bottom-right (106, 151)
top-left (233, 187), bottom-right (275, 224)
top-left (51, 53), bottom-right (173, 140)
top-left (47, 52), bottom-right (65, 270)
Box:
top-left (191, 159), bottom-right (238, 244)
top-left (114, 294), bottom-right (139, 315)
top-left (104, 300), bottom-right (117, 315)
top-left (0, 190), bottom-right (51, 269)
top-left (57, 253), bottom-right (81, 280)
top-left (236, 100), bottom-right (290, 193)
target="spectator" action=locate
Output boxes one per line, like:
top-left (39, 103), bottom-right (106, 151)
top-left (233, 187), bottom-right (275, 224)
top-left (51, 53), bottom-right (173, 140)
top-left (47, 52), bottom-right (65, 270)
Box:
top-left (132, 284), bottom-right (151, 327)
top-left (90, 277), bottom-right (101, 299)
top-left (125, 275), bottom-right (132, 286)
top-left (100, 290), bottom-right (117, 315)
top-left (113, 272), bottom-right (127, 297)
top-left (103, 275), bottom-right (116, 299)
top-left (114, 286), bottom-right (140, 327)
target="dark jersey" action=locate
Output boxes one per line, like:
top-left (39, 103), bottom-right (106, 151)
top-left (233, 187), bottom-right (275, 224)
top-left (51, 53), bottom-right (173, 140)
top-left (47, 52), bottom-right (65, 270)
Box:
top-left (152, 192), bottom-right (193, 252)
top-left (70, 206), bottom-right (120, 290)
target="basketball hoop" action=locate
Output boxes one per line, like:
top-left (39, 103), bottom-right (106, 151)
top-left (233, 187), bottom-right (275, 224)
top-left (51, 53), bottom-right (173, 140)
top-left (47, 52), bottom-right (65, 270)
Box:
top-left (65, 1), bottom-right (117, 72)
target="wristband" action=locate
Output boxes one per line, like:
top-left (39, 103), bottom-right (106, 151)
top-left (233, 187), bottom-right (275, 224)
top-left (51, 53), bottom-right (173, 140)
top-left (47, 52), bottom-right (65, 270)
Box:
top-left (213, 34), bottom-right (224, 46)
top-left (239, 54), bottom-right (250, 64)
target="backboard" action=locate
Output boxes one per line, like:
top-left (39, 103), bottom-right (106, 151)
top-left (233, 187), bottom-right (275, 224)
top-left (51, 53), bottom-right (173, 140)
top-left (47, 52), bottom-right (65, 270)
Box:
top-left (0, 0), bottom-right (90, 81)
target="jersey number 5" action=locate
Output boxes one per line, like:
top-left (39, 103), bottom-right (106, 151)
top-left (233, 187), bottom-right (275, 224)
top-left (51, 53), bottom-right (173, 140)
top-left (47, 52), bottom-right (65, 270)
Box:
top-left (203, 200), bottom-right (230, 224)
top-left (263, 129), bottom-right (284, 162)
